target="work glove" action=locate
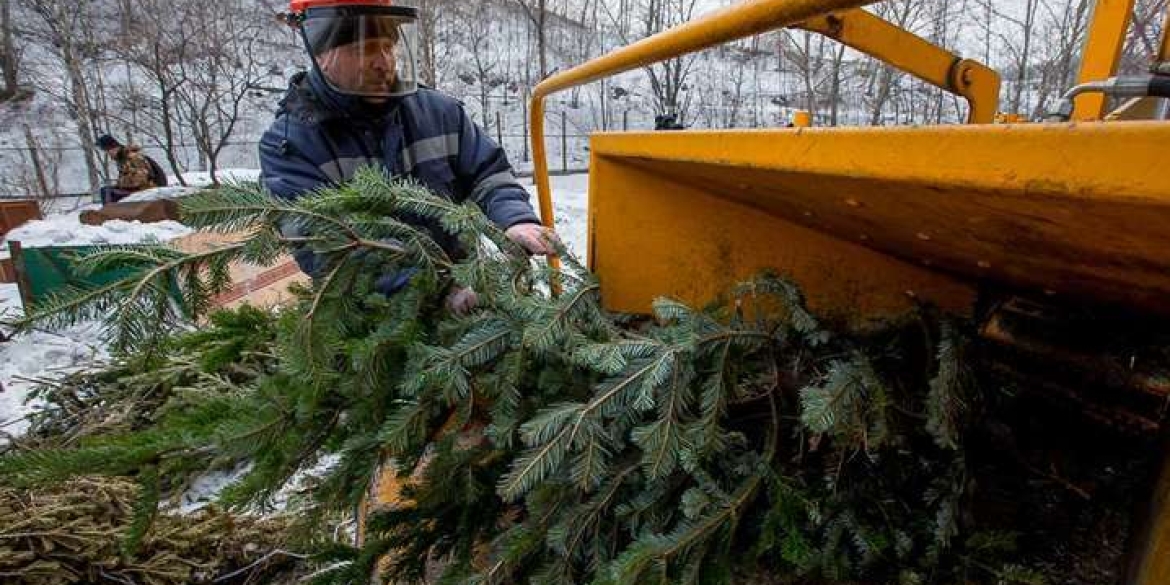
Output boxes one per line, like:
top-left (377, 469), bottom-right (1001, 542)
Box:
top-left (505, 223), bottom-right (561, 256)
top-left (445, 286), bottom-right (479, 316)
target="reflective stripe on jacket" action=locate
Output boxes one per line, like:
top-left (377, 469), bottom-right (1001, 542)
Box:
top-left (259, 71), bottom-right (540, 277)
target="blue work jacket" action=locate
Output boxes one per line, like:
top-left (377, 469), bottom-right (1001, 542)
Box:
top-left (259, 70), bottom-right (539, 290)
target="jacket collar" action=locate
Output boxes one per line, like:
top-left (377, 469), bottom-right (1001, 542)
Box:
top-left (278, 69), bottom-right (402, 125)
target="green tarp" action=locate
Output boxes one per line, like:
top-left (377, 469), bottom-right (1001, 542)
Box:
top-left (9, 243), bottom-right (177, 309)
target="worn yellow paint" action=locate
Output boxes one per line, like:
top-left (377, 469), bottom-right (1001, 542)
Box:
top-left (588, 149), bottom-right (975, 328)
top-left (795, 8), bottom-right (1000, 123)
top-left (588, 123), bottom-right (1170, 319)
top-left (1073, 0), bottom-right (1137, 120)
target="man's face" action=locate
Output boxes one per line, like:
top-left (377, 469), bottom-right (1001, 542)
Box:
top-left (317, 32), bottom-right (399, 96)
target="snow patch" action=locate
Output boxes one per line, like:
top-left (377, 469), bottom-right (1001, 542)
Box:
top-left (3, 211), bottom-right (192, 250)
top-left (0, 205), bottom-right (197, 438)
top-left (523, 173), bottom-right (589, 259)
top-left (175, 463), bottom-right (253, 514)
top-left (0, 284), bottom-right (107, 439)
top-left (121, 186), bottom-right (202, 203)
top-left (179, 168), bottom-right (262, 188)
top-left (174, 454), bottom-right (340, 516)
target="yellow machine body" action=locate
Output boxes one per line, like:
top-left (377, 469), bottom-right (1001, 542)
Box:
top-left (587, 122), bottom-right (1170, 327)
top-left (522, 0), bottom-right (1170, 582)
top-left (529, 0), bottom-right (1170, 324)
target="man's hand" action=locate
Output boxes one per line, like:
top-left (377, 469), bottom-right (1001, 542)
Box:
top-left (505, 223), bottom-right (561, 256)
top-left (445, 286), bottom-right (479, 316)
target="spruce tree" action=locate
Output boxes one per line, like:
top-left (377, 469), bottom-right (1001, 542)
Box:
top-left (0, 168), bottom-right (1043, 585)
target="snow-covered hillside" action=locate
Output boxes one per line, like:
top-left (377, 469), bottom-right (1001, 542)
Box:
top-left (5, 0), bottom-right (1148, 199)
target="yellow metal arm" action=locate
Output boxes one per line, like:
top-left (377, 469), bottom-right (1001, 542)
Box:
top-left (794, 9), bottom-right (1000, 124)
top-left (528, 0), bottom-right (882, 236)
top-left (1073, 0), bottom-right (1137, 120)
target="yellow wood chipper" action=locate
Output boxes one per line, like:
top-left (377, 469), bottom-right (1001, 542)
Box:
top-left (366, 0), bottom-right (1170, 582)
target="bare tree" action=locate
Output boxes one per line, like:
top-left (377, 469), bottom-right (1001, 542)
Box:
top-left (781, 30), bottom-right (828, 121)
top-left (21, 125), bottom-right (50, 199)
top-left (173, 0), bottom-right (270, 184)
top-left (414, 0), bottom-right (450, 87)
top-left (973, 0), bottom-right (1042, 113)
top-left (1030, 0), bottom-right (1091, 117)
top-left (1123, 0), bottom-right (1168, 72)
top-left (455, 1), bottom-right (506, 127)
top-left (865, 0), bottom-right (924, 125)
top-left (600, 0), bottom-right (700, 122)
top-left (22, 0), bottom-right (107, 195)
top-left (0, 0), bottom-right (26, 100)
top-left (115, 0), bottom-right (201, 185)
top-left (514, 0), bottom-right (553, 80)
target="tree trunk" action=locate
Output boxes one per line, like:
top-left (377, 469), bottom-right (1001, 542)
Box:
top-left (0, 0), bottom-right (18, 99)
top-left (1010, 0), bottom-right (1039, 113)
top-left (160, 88), bottom-right (188, 187)
top-left (869, 64), bottom-right (894, 125)
top-left (23, 126), bottom-right (50, 199)
top-left (828, 43), bottom-right (845, 126)
top-left (537, 0), bottom-right (548, 80)
top-left (521, 92), bottom-right (529, 162)
top-left (64, 50), bottom-right (101, 196)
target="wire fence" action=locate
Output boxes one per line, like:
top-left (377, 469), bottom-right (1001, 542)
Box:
top-left (0, 96), bottom-right (845, 200)
top-left (0, 124), bottom-right (595, 200)
top-left (2, 107), bottom-right (613, 201)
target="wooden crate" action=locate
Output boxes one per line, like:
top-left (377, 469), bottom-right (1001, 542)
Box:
top-left (171, 232), bottom-right (308, 309)
top-left (0, 200), bottom-right (42, 238)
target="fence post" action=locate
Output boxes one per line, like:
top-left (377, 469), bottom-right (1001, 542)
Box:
top-left (623, 109), bottom-right (629, 131)
top-left (560, 110), bottom-right (568, 173)
top-left (495, 111), bottom-right (503, 148)
top-left (521, 96), bottom-right (530, 162)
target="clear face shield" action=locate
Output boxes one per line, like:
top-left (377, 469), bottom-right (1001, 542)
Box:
top-left (297, 5), bottom-right (419, 98)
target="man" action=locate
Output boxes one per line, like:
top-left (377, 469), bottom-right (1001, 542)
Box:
top-left (260, 0), bottom-right (557, 312)
top-left (96, 134), bottom-right (165, 204)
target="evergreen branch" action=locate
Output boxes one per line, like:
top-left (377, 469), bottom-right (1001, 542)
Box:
top-left (522, 282), bottom-right (602, 353)
top-left (122, 464), bottom-right (160, 556)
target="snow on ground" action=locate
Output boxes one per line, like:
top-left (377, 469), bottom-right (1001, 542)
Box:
top-left (116, 168), bottom-right (263, 203)
top-left (121, 186), bottom-right (201, 203)
top-left (0, 283), bottom-right (107, 439)
top-left (0, 203), bottom-right (196, 439)
top-left (523, 173), bottom-right (589, 259)
top-left (180, 168), bottom-right (262, 188)
top-left (3, 212), bottom-right (192, 251)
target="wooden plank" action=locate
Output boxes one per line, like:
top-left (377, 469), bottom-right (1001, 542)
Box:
top-left (7, 241), bottom-right (33, 311)
top-left (0, 200), bottom-right (43, 238)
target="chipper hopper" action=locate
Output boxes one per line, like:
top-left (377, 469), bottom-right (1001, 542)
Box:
top-left (525, 0), bottom-right (1170, 582)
